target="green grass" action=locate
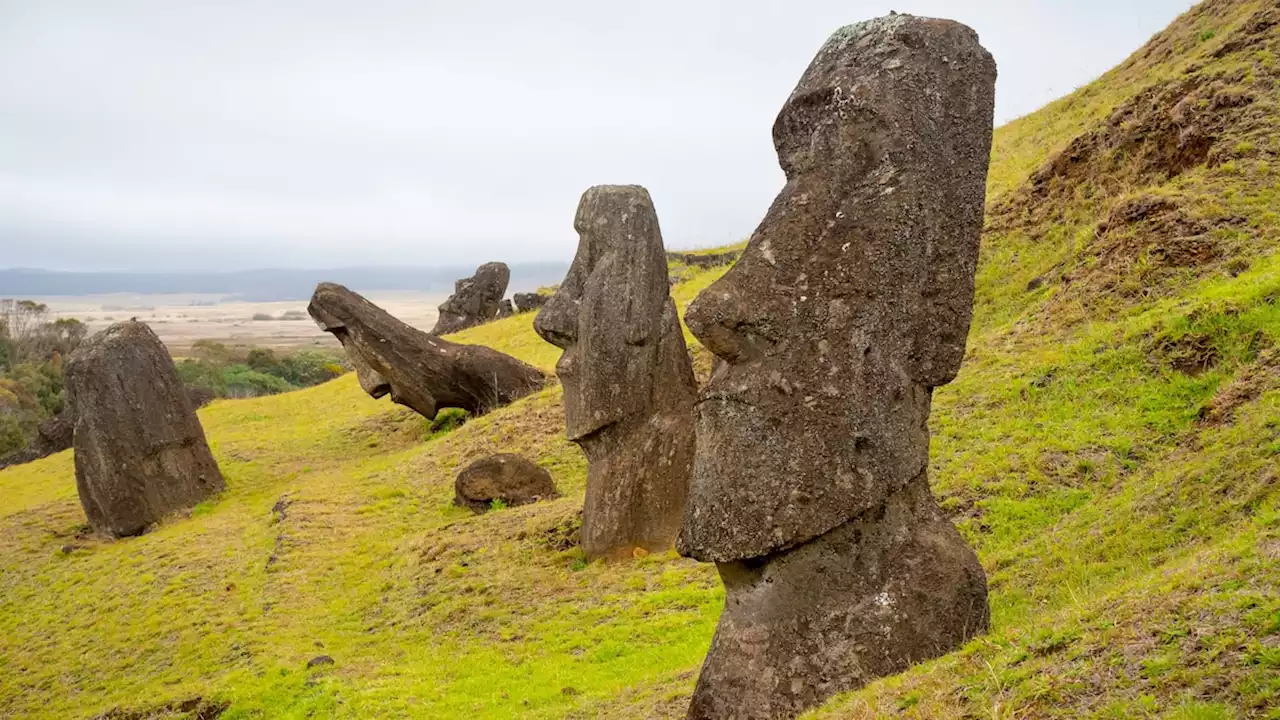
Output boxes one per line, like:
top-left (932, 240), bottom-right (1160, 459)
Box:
top-left (4, 1), bottom-right (1280, 717)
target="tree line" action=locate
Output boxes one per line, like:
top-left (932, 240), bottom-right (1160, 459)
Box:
top-left (0, 299), bottom-right (350, 459)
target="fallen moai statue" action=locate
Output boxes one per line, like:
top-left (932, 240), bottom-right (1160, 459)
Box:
top-left (66, 321), bottom-right (225, 538)
top-left (535, 185), bottom-right (697, 561)
top-left (308, 282), bottom-right (545, 419)
top-left (677, 14), bottom-right (996, 719)
top-left (431, 261), bottom-right (510, 335)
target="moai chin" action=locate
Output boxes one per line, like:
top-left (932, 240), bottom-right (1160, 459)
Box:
top-left (677, 15), bottom-right (997, 719)
top-left (535, 185), bottom-right (697, 561)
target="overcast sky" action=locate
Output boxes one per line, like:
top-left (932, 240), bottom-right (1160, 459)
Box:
top-left (0, 0), bottom-right (1197, 272)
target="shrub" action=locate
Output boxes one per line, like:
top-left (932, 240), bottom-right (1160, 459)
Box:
top-left (223, 365), bottom-right (293, 398)
top-left (0, 414), bottom-right (25, 457)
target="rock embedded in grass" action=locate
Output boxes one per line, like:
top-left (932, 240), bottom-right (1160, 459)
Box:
top-left (512, 292), bottom-right (548, 313)
top-left (534, 185), bottom-right (698, 561)
top-left (65, 321), bottom-right (225, 538)
top-left (453, 454), bottom-right (558, 513)
top-left (677, 14), bottom-right (996, 720)
top-left (307, 282), bottom-right (545, 419)
top-left (431, 261), bottom-right (510, 335)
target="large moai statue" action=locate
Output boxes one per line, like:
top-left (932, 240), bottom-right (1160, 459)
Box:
top-left (431, 261), bottom-right (510, 335)
top-left (677, 15), bottom-right (996, 719)
top-left (309, 283), bottom-right (545, 419)
top-left (66, 321), bottom-right (225, 538)
top-left (535, 185), bottom-right (697, 560)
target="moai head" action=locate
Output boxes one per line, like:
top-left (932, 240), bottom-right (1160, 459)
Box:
top-left (679, 15), bottom-right (997, 562)
top-left (534, 185), bottom-right (672, 441)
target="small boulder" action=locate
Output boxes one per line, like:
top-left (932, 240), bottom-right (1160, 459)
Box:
top-left (512, 292), bottom-right (549, 313)
top-left (306, 655), bottom-right (334, 669)
top-left (496, 299), bottom-right (515, 319)
top-left (454, 454), bottom-right (557, 513)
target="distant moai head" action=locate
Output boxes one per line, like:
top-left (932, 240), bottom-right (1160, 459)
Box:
top-left (534, 185), bottom-right (671, 441)
top-left (680, 15), bottom-right (997, 561)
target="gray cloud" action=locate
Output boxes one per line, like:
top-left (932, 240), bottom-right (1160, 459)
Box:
top-left (0, 0), bottom-right (1196, 271)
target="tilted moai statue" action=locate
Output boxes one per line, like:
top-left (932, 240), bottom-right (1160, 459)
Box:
top-left (677, 15), bottom-right (997, 719)
top-left (535, 185), bottom-right (697, 560)
top-left (66, 321), bottom-right (225, 538)
top-left (309, 282), bottom-right (544, 419)
top-left (431, 261), bottom-right (511, 335)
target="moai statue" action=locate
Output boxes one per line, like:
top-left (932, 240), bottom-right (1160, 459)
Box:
top-left (431, 261), bottom-right (510, 335)
top-left (677, 15), bottom-right (997, 719)
top-left (66, 321), bottom-right (225, 538)
top-left (535, 185), bottom-right (697, 560)
top-left (309, 282), bottom-right (544, 419)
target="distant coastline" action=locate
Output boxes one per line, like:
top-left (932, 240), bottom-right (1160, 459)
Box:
top-left (0, 263), bottom-right (569, 301)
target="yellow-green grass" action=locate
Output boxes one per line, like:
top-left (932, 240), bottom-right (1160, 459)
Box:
top-left (4, 0), bottom-right (1280, 717)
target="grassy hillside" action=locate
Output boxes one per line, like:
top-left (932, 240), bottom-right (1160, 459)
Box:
top-left (2, 1), bottom-right (1279, 718)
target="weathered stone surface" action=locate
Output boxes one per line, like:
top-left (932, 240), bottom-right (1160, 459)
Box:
top-left (678, 15), bottom-right (995, 719)
top-left (308, 282), bottom-right (544, 419)
top-left (535, 185), bottom-right (697, 560)
top-left (512, 292), bottom-right (548, 313)
top-left (496, 299), bottom-right (515, 319)
top-left (66, 321), bottom-right (225, 538)
top-left (453, 453), bottom-right (558, 512)
top-left (431, 262), bottom-right (510, 335)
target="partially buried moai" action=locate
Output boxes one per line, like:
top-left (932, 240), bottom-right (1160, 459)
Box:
top-left (677, 15), bottom-right (996, 720)
top-left (66, 321), bottom-right (225, 538)
top-left (535, 185), bottom-right (697, 560)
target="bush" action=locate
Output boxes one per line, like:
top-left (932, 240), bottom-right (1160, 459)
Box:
top-left (177, 358), bottom-right (228, 397)
top-left (178, 344), bottom-right (347, 400)
top-left (223, 366), bottom-right (293, 398)
top-left (246, 348), bottom-right (279, 372)
top-left (0, 414), bottom-right (25, 457)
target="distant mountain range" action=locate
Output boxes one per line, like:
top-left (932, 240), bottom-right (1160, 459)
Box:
top-left (0, 263), bottom-right (570, 301)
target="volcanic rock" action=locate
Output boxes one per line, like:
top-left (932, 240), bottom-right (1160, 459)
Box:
top-left (308, 283), bottom-right (544, 419)
top-left (431, 262), bottom-right (510, 335)
top-left (677, 14), bottom-right (995, 719)
top-left (66, 321), bottom-right (225, 538)
top-left (453, 453), bottom-right (558, 512)
top-left (535, 185), bottom-right (697, 560)
top-left (512, 292), bottom-right (548, 313)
